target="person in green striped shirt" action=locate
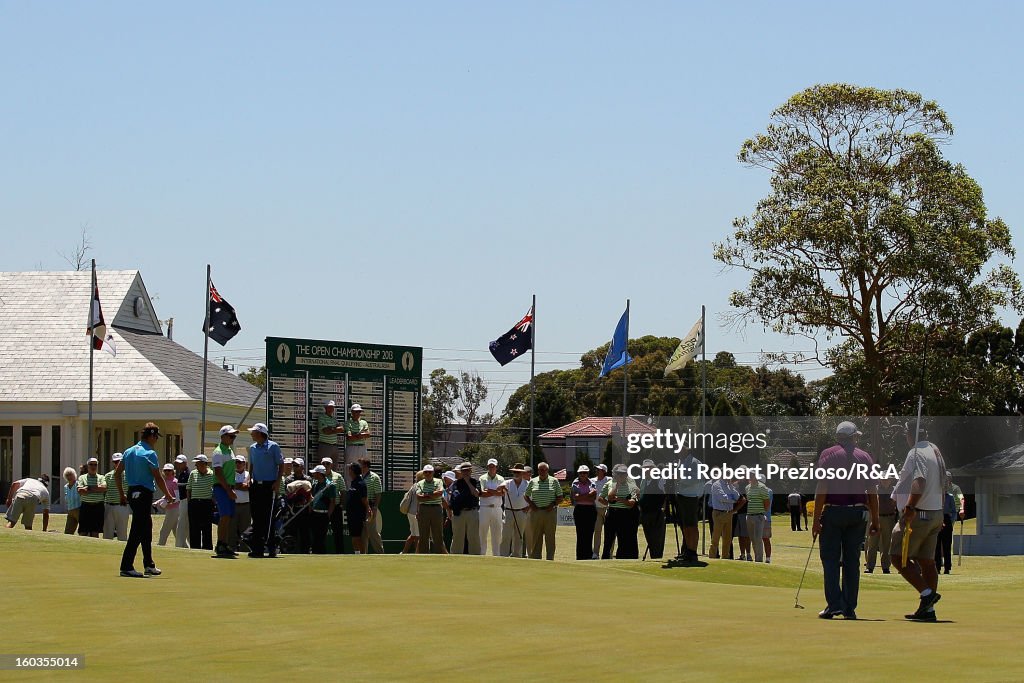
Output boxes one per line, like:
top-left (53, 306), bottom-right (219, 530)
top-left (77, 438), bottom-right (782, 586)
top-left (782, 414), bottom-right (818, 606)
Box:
top-left (744, 476), bottom-right (771, 562)
top-left (525, 462), bottom-right (563, 560)
top-left (187, 455), bottom-right (216, 551)
top-left (103, 453), bottom-right (129, 541)
top-left (77, 458), bottom-right (106, 537)
top-left (415, 465), bottom-right (446, 553)
top-left (599, 465), bottom-right (640, 559)
top-left (359, 457), bottom-right (385, 554)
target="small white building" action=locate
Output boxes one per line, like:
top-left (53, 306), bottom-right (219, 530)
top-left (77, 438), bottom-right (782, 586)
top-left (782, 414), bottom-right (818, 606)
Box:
top-left (956, 443), bottom-right (1024, 556)
top-left (0, 270), bottom-right (265, 509)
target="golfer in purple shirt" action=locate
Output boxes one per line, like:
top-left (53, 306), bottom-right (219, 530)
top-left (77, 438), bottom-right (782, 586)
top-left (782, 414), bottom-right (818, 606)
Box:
top-left (812, 421), bottom-right (880, 620)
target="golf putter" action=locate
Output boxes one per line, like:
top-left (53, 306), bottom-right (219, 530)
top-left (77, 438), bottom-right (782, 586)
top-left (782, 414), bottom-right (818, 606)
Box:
top-left (794, 536), bottom-right (816, 609)
top-left (958, 519), bottom-right (964, 567)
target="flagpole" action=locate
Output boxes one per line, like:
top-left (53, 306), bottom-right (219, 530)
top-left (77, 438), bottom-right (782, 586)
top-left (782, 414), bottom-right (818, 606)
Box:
top-left (700, 304), bottom-right (707, 556)
top-left (623, 299), bottom-right (630, 447)
top-left (200, 264), bottom-right (211, 454)
top-left (701, 305), bottom-right (706, 432)
top-left (87, 259), bottom-right (95, 463)
top-left (529, 294), bottom-right (536, 468)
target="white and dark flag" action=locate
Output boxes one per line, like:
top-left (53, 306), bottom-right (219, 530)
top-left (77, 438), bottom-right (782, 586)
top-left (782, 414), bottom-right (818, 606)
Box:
top-left (664, 317), bottom-right (703, 376)
top-left (86, 272), bottom-right (107, 352)
top-left (204, 281), bottom-right (241, 346)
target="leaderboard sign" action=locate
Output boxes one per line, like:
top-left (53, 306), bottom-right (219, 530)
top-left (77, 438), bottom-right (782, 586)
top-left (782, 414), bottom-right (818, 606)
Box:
top-left (266, 336), bottom-right (423, 491)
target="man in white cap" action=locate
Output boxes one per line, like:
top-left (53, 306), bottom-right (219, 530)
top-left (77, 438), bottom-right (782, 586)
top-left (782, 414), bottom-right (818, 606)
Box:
top-left (321, 456), bottom-right (346, 553)
top-left (247, 423), bottom-right (285, 558)
top-left (103, 452), bottom-right (129, 541)
top-left (230, 454), bottom-right (250, 553)
top-left (187, 454), bottom-right (216, 551)
top-left (345, 403), bottom-right (371, 480)
top-left (317, 400), bottom-right (343, 465)
top-left (285, 457), bottom-right (312, 554)
top-left (501, 462), bottom-right (530, 557)
top-left (173, 454), bottom-right (190, 547)
top-left (212, 425), bottom-right (240, 558)
top-left (77, 457), bottom-right (106, 537)
top-left (478, 458), bottom-right (506, 556)
top-left (812, 421), bottom-right (878, 620)
top-left (525, 462), bottom-right (563, 560)
top-left (308, 465), bottom-right (337, 554)
top-left (415, 464), bottom-right (446, 553)
top-left (4, 474), bottom-right (50, 531)
top-left (592, 463), bottom-right (610, 559)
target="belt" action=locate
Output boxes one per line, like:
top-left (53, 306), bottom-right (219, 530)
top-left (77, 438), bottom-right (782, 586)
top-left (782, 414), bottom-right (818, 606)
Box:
top-left (823, 503), bottom-right (867, 509)
top-left (880, 513), bottom-right (896, 517)
top-left (508, 507), bottom-right (527, 512)
top-left (107, 503), bottom-right (126, 506)
top-left (312, 510), bottom-right (329, 514)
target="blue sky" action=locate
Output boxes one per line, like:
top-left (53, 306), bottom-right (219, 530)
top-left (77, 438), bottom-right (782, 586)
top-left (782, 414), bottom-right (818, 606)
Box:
top-left (3, 1), bottom-right (1022, 414)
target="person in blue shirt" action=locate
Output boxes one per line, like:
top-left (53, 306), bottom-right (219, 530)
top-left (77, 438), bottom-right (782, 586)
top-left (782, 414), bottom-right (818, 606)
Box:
top-left (115, 422), bottom-right (176, 578)
top-left (246, 423), bottom-right (285, 558)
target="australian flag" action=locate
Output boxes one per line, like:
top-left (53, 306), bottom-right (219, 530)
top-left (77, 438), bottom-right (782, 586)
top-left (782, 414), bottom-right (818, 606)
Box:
top-left (204, 281), bottom-right (241, 346)
top-left (489, 306), bottom-right (533, 366)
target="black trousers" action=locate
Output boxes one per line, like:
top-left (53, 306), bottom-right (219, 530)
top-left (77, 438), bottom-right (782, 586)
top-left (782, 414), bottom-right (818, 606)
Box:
top-left (330, 505), bottom-right (346, 554)
top-left (602, 508), bottom-right (617, 559)
top-left (249, 482), bottom-right (277, 554)
top-left (310, 512), bottom-right (330, 554)
top-left (573, 505), bottom-right (597, 560)
top-left (790, 505), bottom-right (803, 530)
top-left (936, 513), bottom-right (954, 571)
top-left (120, 486), bottom-right (154, 571)
top-left (605, 507), bottom-right (640, 559)
top-left (189, 499), bottom-right (214, 550)
top-left (291, 509), bottom-right (311, 554)
top-left (640, 496), bottom-right (666, 559)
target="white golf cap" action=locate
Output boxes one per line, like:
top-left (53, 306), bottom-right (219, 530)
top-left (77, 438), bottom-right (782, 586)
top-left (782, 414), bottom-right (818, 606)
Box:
top-left (422, 464), bottom-right (434, 472)
top-left (577, 465), bottom-right (590, 473)
top-left (350, 403), bottom-right (363, 412)
top-left (193, 454), bottom-right (210, 463)
top-left (442, 470), bottom-right (456, 481)
top-left (219, 425), bottom-right (239, 436)
top-left (293, 458), bottom-right (305, 467)
top-left (87, 457), bottom-right (99, 464)
top-left (284, 457), bottom-right (294, 465)
top-left (311, 465), bottom-right (327, 474)
top-left (325, 399), bottom-right (335, 407)
top-left (836, 421), bottom-right (862, 436)
top-left (233, 454), bottom-right (246, 462)
top-left (162, 463), bottom-right (174, 471)
top-left (642, 459), bottom-right (655, 467)
top-left (248, 423), bottom-right (270, 435)
top-left (321, 457), bottom-right (333, 464)
top-left (596, 463), bottom-right (608, 471)
top-left (111, 452), bottom-right (123, 462)
top-left (175, 454), bottom-right (188, 463)
top-left (487, 458), bottom-right (498, 467)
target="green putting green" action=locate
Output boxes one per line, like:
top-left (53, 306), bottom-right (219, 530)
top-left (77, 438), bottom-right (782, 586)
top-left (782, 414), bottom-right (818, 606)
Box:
top-left (2, 516), bottom-right (1019, 681)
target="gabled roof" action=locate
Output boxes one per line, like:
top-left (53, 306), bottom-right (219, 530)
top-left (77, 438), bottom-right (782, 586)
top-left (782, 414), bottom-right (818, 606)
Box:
top-left (0, 270), bottom-right (259, 406)
top-left (539, 416), bottom-right (657, 440)
top-left (958, 443), bottom-right (1024, 473)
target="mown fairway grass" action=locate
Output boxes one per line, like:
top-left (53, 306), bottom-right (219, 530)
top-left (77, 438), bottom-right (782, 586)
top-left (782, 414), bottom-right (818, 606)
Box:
top-left (3, 516), bottom-right (1021, 682)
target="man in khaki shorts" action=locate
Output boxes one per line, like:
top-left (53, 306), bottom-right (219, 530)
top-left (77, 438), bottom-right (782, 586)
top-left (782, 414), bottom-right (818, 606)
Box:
top-left (890, 423), bottom-right (945, 622)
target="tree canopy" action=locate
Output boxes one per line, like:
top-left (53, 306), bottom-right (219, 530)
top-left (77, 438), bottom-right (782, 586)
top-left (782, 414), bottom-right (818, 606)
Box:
top-left (715, 83), bottom-right (1021, 415)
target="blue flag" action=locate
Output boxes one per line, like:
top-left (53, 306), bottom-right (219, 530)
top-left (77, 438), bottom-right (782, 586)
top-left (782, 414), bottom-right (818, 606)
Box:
top-left (599, 307), bottom-right (632, 378)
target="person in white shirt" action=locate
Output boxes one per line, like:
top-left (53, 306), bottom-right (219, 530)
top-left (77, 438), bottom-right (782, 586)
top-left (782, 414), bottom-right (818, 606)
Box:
top-left (478, 458), bottom-right (506, 556)
top-left (500, 463), bottom-right (530, 557)
top-left (890, 423), bottom-right (946, 622)
top-left (591, 464), bottom-right (610, 559)
top-left (230, 454), bottom-right (251, 552)
top-left (156, 464), bottom-right (180, 545)
top-left (5, 475), bottom-right (51, 531)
